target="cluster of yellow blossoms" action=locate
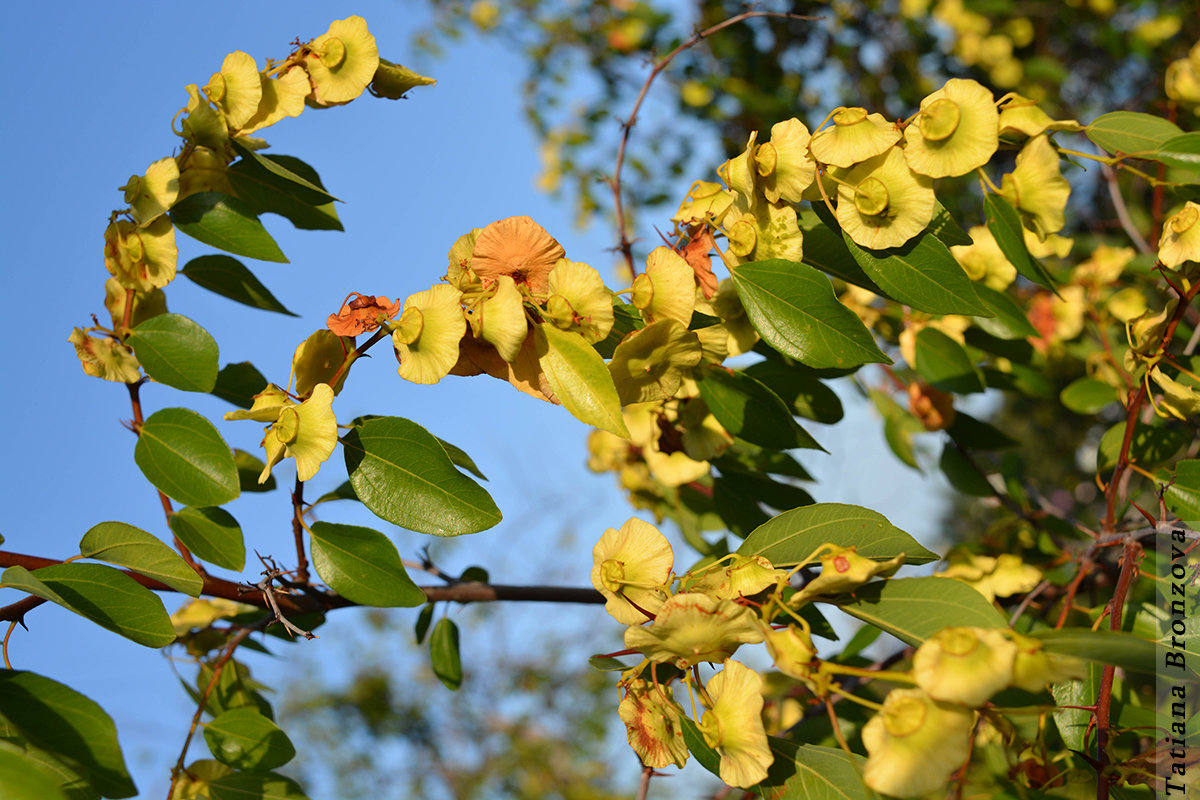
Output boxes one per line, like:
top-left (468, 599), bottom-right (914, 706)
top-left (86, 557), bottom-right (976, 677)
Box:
top-left (592, 519), bottom-right (1083, 795)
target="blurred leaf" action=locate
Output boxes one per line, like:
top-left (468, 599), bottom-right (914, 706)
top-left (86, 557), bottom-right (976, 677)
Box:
top-left (1052, 664), bottom-right (1101, 751)
top-left (697, 364), bottom-right (823, 451)
top-left (535, 324), bottom-right (629, 438)
top-left (946, 412), bottom-right (1016, 450)
top-left (1060, 376), bottom-right (1118, 414)
top-left (414, 603), bottom-right (434, 645)
top-left (1164, 460), bottom-right (1200, 520)
top-left (430, 618), bottom-right (463, 691)
top-left (1033, 629), bottom-right (1154, 674)
top-left (1087, 111), bottom-right (1183, 155)
top-left (126, 314), bottom-right (219, 393)
top-left (738, 503), bottom-right (938, 565)
top-left (837, 577), bottom-right (1006, 647)
top-left (1096, 421), bottom-right (1190, 471)
top-left (203, 708), bottom-right (295, 771)
top-left (743, 360), bottom-right (844, 423)
top-left (134, 409), bottom-right (239, 508)
top-left (234, 450), bottom-right (276, 493)
top-left (170, 192), bottom-right (288, 262)
top-left (939, 443), bottom-right (994, 497)
top-left (758, 739), bottom-right (880, 799)
top-left (843, 229), bottom-right (990, 316)
top-left (1154, 133), bottom-right (1200, 170)
top-left (168, 506), bottom-right (245, 572)
top-left (211, 362), bottom-right (268, 409)
top-left (181, 256), bottom-right (297, 316)
top-left (973, 284), bottom-right (1039, 339)
top-left (0, 749), bottom-right (69, 800)
top-left (209, 771), bottom-right (310, 800)
top-left (78, 521), bottom-right (202, 597)
top-left (309, 522), bottom-right (426, 607)
top-left (914, 328), bottom-right (985, 394)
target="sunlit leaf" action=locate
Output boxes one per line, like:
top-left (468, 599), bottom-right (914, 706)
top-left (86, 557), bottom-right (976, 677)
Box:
top-left (309, 522), bottom-right (426, 607)
top-left (78, 521), bottom-right (202, 597)
top-left (126, 314), bottom-right (219, 393)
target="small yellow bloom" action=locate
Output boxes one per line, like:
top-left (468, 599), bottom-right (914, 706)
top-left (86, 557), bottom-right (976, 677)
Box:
top-left (393, 284), bottom-right (467, 384)
top-left (544, 258), bottom-right (614, 344)
top-left (758, 118), bottom-right (816, 204)
top-left (104, 278), bottom-right (167, 333)
top-left (723, 197), bottom-right (804, 266)
top-left (862, 688), bottom-right (974, 797)
top-left (224, 384), bottom-right (293, 423)
top-left (632, 247), bottom-right (696, 326)
top-left (591, 518), bottom-right (674, 625)
top-left (904, 78), bottom-right (999, 178)
top-left (240, 67), bottom-right (310, 135)
top-left (936, 549), bottom-right (1041, 602)
top-left (204, 51), bottom-right (263, 131)
top-left (951, 226), bottom-right (1017, 291)
top-left (608, 320), bottom-right (703, 405)
top-left (763, 625), bottom-right (820, 684)
top-left (913, 626), bottom-right (1017, 706)
top-left (179, 84), bottom-right (228, 151)
top-left (698, 660), bottom-right (773, 788)
top-left (718, 131), bottom-right (759, 201)
top-left (624, 593), bottom-right (763, 668)
top-left (103, 217), bottom-right (178, 292)
top-left (301, 16), bottom-right (380, 106)
top-left (292, 330), bottom-right (355, 397)
top-left (791, 546), bottom-right (905, 605)
top-left (1007, 631), bottom-right (1088, 691)
top-left (618, 678), bottom-right (689, 769)
top-left (810, 107), bottom-right (901, 168)
top-left (837, 146), bottom-right (935, 250)
top-left (1159, 202), bottom-right (1200, 269)
top-left (673, 180), bottom-right (736, 227)
top-left (258, 383), bottom-right (338, 483)
top-left (68, 328), bottom-right (140, 384)
top-left (689, 555), bottom-right (786, 600)
top-left (122, 157), bottom-right (180, 227)
top-left (997, 94), bottom-right (1082, 140)
top-left (999, 134), bottom-right (1070, 241)
top-left (472, 276), bottom-right (527, 363)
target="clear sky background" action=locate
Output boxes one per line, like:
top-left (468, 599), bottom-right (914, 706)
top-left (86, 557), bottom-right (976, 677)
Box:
top-left (0, 2), bottom-right (959, 797)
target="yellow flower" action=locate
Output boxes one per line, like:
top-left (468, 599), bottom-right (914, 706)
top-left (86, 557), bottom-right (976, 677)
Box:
top-left (951, 226), bottom-right (1017, 291)
top-left (301, 16), bottom-right (380, 106)
top-left (618, 678), bottom-right (689, 769)
top-left (758, 118), bottom-right (816, 204)
top-left (224, 384), bottom-right (293, 422)
top-left (121, 157), bottom-right (180, 227)
top-left (591, 517), bottom-right (674, 625)
top-left (291, 330), bottom-right (355, 397)
top-left (103, 217), bottom-right (178, 292)
top-left (837, 146), bottom-right (935, 250)
top-left (104, 278), bottom-right (167, 333)
top-left (624, 593), bottom-right (763, 668)
top-left (177, 147), bottom-right (232, 201)
top-left (1159, 202), bottom-right (1200, 269)
top-left (1007, 631), bottom-right (1088, 691)
top-left (723, 197), bottom-right (804, 266)
top-left (698, 660), bottom-right (773, 788)
top-left (204, 51), bottom-right (263, 131)
top-left (718, 131), bottom-right (759, 200)
top-left (393, 284), bottom-right (467, 384)
top-left (810, 107), bottom-right (901, 168)
top-left (913, 627), bottom-right (1017, 706)
top-left (178, 85), bottom-right (228, 151)
top-left (904, 78), bottom-right (999, 178)
top-left (632, 247), bottom-right (696, 326)
top-left (258, 383), bottom-right (338, 483)
top-left (763, 625), bottom-right (820, 684)
top-left (689, 555), bottom-right (786, 600)
top-left (1166, 44), bottom-right (1200, 113)
top-left (999, 134), bottom-right (1070, 241)
top-left (1151, 369), bottom-right (1200, 421)
top-left (544, 258), bottom-right (614, 343)
top-left (240, 67), bottom-right (310, 135)
top-left (673, 180), bottom-right (736, 227)
top-left (997, 94), bottom-right (1082, 140)
top-left (862, 688), bottom-right (974, 797)
top-left (68, 328), bottom-right (140, 383)
top-left (936, 549), bottom-right (1041, 602)
top-left (608, 319), bottom-right (703, 405)
top-left (471, 276), bottom-right (527, 363)
top-left (790, 546), bottom-right (905, 605)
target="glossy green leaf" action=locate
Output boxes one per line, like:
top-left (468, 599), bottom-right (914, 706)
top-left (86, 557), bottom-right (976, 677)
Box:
top-left (1052, 663), bottom-right (1101, 751)
top-left (435, 437), bottom-right (487, 481)
top-left (1164, 460), bottom-right (1200, 520)
top-left (914, 328), bottom-right (985, 394)
top-left (759, 740), bottom-right (880, 800)
top-left (170, 192), bottom-right (288, 262)
top-left (212, 362), bottom-right (268, 409)
top-left (679, 717), bottom-right (721, 776)
top-left (837, 577), bottom-right (1007, 647)
top-left (1032, 629), bottom-right (1155, 674)
top-left (843, 229), bottom-right (990, 316)
top-left (737, 503), bottom-right (938, 565)
top-left (1060, 376), bottom-right (1118, 414)
top-left (534, 324), bottom-right (629, 437)
top-left (134, 408), bottom-right (239, 508)
top-left (0, 749), bottom-right (69, 800)
top-left (209, 771), bottom-right (310, 800)
top-left (939, 443), bottom-right (993, 497)
top-left (984, 193), bottom-right (1056, 289)
top-left (0, 564), bottom-right (174, 648)
top-left (181, 256), bottom-right (297, 316)
top-left (0, 670), bottom-right (136, 798)
top-left (928, 202), bottom-right (973, 247)
top-left (1096, 421), bottom-right (1190, 471)
top-left (126, 314), bottom-right (218, 393)
top-left (234, 450), bottom-right (276, 493)
top-left (315, 480), bottom-right (358, 505)
top-left (309, 522), bottom-right (426, 607)
top-left (414, 604), bottom-right (434, 645)
top-left (798, 212), bottom-right (888, 296)
top-left (1155, 133), bottom-right (1200, 170)
top-left (0, 736), bottom-right (95, 800)
top-left (731, 259), bottom-right (890, 369)
top-left (715, 469), bottom-right (813, 513)
top-left (946, 412), bottom-right (1016, 450)
top-left (1087, 111), bottom-right (1183, 155)
top-left (342, 417), bottom-right (501, 536)
top-left (430, 618), bottom-right (463, 690)
top-left (168, 506), bottom-right (245, 572)
top-left (696, 364), bottom-right (823, 451)
top-left (78, 521), bottom-right (202, 597)
top-left (203, 708), bottom-right (294, 771)
top-left (742, 361), bottom-right (844, 424)
top-left (228, 149), bottom-right (342, 232)
top-left (587, 655), bottom-right (633, 671)
top-left (973, 284), bottom-right (1039, 339)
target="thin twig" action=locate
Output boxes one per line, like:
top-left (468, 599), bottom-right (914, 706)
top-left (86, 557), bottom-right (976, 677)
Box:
top-left (291, 476), bottom-right (309, 584)
top-left (1100, 163), bottom-right (1151, 255)
top-left (636, 764), bottom-right (653, 800)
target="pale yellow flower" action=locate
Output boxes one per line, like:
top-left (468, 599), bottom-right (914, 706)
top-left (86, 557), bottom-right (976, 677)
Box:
top-left (837, 146), bottom-right (935, 250)
top-left (862, 688), bottom-right (974, 797)
top-left (698, 660), bottom-right (773, 788)
top-left (913, 627), bottom-right (1017, 706)
top-left (904, 78), bottom-right (999, 178)
top-left (393, 284), bottom-right (467, 384)
top-left (618, 679), bottom-right (689, 769)
top-left (999, 134), bottom-right (1070, 241)
top-left (591, 518), bottom-right (674, 625)
top-left (624, 593), bottom-right (763, 668)
top-left (1159, 202), bottom-right (1200, 269)
top-left (810, 107), bottom-right (901, 168)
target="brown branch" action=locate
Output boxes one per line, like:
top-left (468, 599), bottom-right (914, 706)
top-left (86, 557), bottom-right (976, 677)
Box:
top-left (291, 476), bottom-right (309, 584)
top-left (607, 10), bottom-right (819, 276)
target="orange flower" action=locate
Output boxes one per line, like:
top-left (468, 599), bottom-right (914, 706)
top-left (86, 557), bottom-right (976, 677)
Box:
top-left (470, 216), bottom-right (566, 294)
top-left (326, 293), bottom-right (402, 337)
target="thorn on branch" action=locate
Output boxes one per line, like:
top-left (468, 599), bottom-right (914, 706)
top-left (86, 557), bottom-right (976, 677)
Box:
top-left (242, 554), bottom-right (318, 640)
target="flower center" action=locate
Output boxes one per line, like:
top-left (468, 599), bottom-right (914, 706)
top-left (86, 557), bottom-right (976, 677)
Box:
top-left (318, 36), bottom-right (347, 68)
top-left (274, 407), bottom-right (300, 445)
top-left (834, 106), bottom-right (869, 126)
top-left (600, 559), bottom-right (626, 592)
top-left (882, 694), bottom-right (928, 738)
top-left (940, 628), bottom-right (980, 657)
top-left (394, 307), bottom-right (424, 345)
top-left (919, 98), bottom-right (961, 142)
top-left (726, 220), bottom-right (757, 257)
top-left (854, 177), bottom-right (890, 217)
top-left (631, 274), bottom-right (656, 311)
top-left (754, 142), bottom-right (778, 177)
top-left (1171, 204), bottom-right (1199, 234)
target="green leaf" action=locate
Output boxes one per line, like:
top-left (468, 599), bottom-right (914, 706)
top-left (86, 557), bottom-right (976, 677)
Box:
top-left (430, 618), bottom-right (463, 690)
top-left (342, 417), bottom-right (501, 536)
top-left (0, 565), bottom-right (174, 648)
top-left (715, 469), bottom-right (813, 512)
top-left (181, 256), bottom-right (297, 316)
top-left (315, 480), bottom-right (358, 505)
top-left (1155, 133), bottom-right (1200, 170)
top-left (126, 314), bottom-right (219, 393)
top-left (759, 740), bottom-right (880, 800)
top-left (209, 771), bottom-right (310, 800)
top-left (984, 193), bottom-right (1056, 289)
top-left (1164, 460), bottom-right (1200, 520)
top-left (203, 708), bottom-right (295, 771)
top-left (842, 228), bottom-right (990, 316)
top-left (928, 202), bottom-right (973, 247)
top-left (1060, 376), bottom-right (1118, 414)
top-left (696, 364), bottom-right (823, 451)
top-left (414, 604), bottom-right (434, 645)
top-left (309, 522), bottom-right (426, 607)
top-left (0, 670), bottom-right (136, 798)
top-left (737, 503), bottom-right (938, 566)
top-left (587, 655), bottom-right (633, 671)
top-left (212, 362), bottom-right (268, 409)
top-left (228, 149), bottom-right (342, 232)
top-left (0, 736), bottom-right (96, 800)
top-left (1052, 663), bottom-right (1101, 751)
top-left (837, 577), bottom-right (1007, 647)
top-left (973, 284), bottom-right (1039, 339)
top-left (1096, 421), bottom-right (1190, 471)
top-left (435, 437), bottom-right (487, 481)
top-left (234, 450), bottom-right (276, 493)
top-left (134, 409), bottom-right (239, 507)
top-left (0, 749), bottom-right (69, 800)
top-left (679, 717), bottom-right (721, 777)
top-left (169, 507), bottom-right (246, 572)
top-left (939, 443), bottom-right (993, 497)
top-left (732, 259), bottom-right (890, 369)
top-left (713, 477), bottom-right (771, 537)
top-left (914, 328), bottom-right (984, 394)
top-left (170, 192), bottom-right (288, 263)
top-left (798, 212), bottom-right (887, 296)
top-left (78, 521), bottom-right (202, 597)
top-left (1031, 629), bottom-right (1155, 674)
top-left (534, 324), bottom-right (629, 437)
top-left (742, 361), bottom-right (844, 423)
top-left (946, 412), bottom-right (1016, 450)
top-left (1087, 111), bottom-right (1183, 156)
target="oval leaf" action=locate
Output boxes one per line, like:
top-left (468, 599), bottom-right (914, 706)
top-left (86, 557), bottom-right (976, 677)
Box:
top-left (430, 617), bottom-right (463, 690)
top-left (914, 327), bottom-right (984, 394)
top-left (181, 255), bottom-right (297, 316)
top-left (134, 408), bottom-right (239, 508)
top-left (209, 771), bottom-right (310, 800)
top-left (1164, 460), bottom-right (1200, 520)
top-left (1060, 376), bottom-right (1118, 414)
top-left (79, 521), bottom-right (202, 597)
top-left (731, 259), bottom-right (890, 369)
top-left (235, 449), bottom-right (277, 493)
top-left (309, 522), bottom-right (426, 607)
top-left (203, 708), bottom-right (295, 771)
top-left (227, 149), bottom-right (343, 232)
top-left (169, 192), bottom-right (288, 263)
top-left (212, 362), bottom-right (269, 410)
top-left (126, 314), bottom-right (219, 393)
top-left (743, 360), bottom-right (844, 424)
top-left (1087, 111), bottom-right (1183, 156)
top-left (0, 671), bottom-right (136, 799)
top-left (0, 564), bottom-right (175, 648)
top-left (0, 749), bottom-right (69, 800)
top-left (836, 576), bottom-right (1006, 647)
top-left (973, 284), bottom-right (1039, 339)
top-left (984, 193), bottom-right (1056, 289)
top-left (1155, 132), bottom-right (1200, 171)
top-left (939, 443), bottom-right (993, 497)
top-left (738, 503), bottom-right (938, 566)
top-left (843, 228), bottom-right (991, 316)
top-left (1096, 420), bottom-right (1190, 472)
top-left (758, 739), bottom-right (880, 800)
top-left (342, 417), bottom-right (501, 536)
top-left (697, 363), bottom-right (823, 451)
top-left (534, 324), bottom-right (629, 438)
top-left (1032, 629), bottom-right (1155, 674)
top-left (168, 506), bottom-right (246, 572)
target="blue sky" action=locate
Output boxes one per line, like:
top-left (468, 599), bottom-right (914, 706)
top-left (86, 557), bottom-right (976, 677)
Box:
top-left (0, 2), bottom-right (956, 796)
